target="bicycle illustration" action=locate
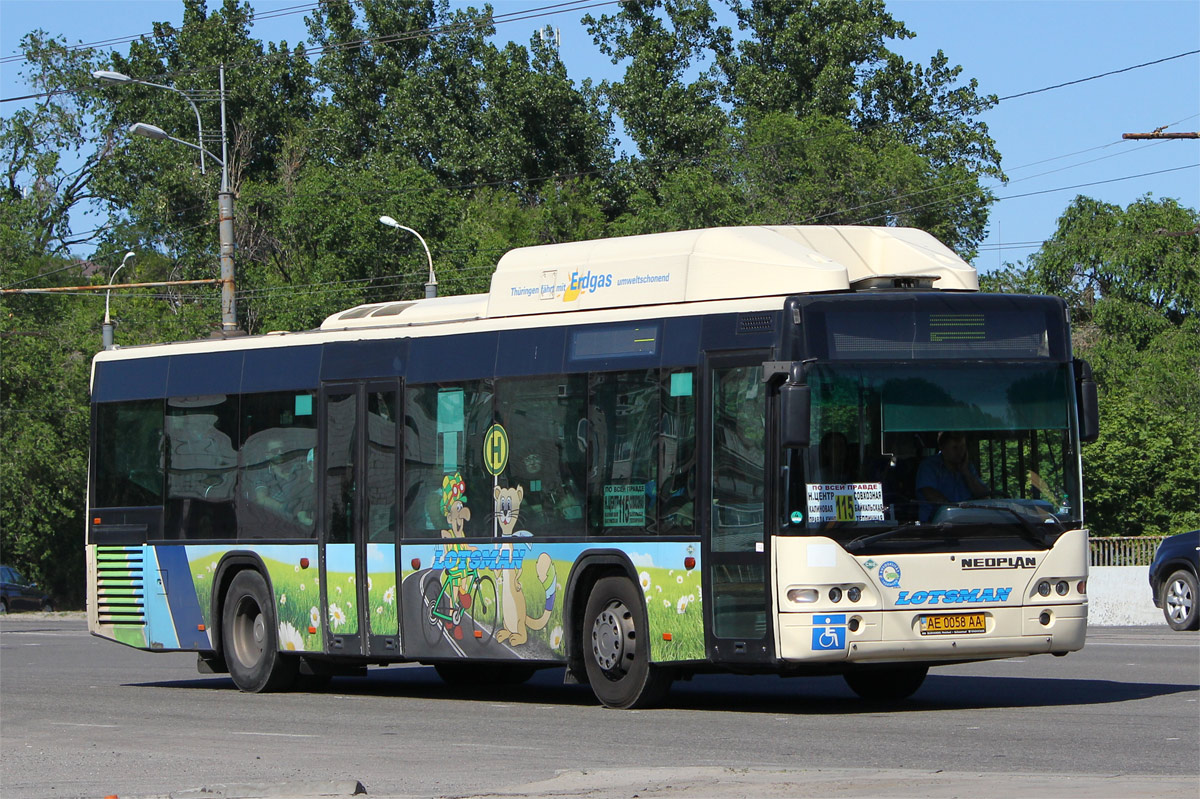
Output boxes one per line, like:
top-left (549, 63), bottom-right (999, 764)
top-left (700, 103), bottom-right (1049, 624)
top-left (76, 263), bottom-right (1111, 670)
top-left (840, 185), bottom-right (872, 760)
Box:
top-left (420, 554), bottom-right (499, 646)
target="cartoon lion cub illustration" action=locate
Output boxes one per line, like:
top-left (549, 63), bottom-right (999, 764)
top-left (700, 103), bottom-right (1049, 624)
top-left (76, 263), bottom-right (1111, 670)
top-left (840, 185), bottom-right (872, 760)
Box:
top-left (494, 485), bottom-right (557, 647)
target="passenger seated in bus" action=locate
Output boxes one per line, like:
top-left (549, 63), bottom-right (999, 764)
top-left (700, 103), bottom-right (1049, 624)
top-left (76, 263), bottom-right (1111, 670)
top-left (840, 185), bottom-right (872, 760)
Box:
top-left (253, 440), bottom-right (314, 527)
top-left (817, 431), bottom-right (857, 484)
top-left (916, 431), bottom-right (992, 521)
top-left (878, 433), bottom-right (922, 521)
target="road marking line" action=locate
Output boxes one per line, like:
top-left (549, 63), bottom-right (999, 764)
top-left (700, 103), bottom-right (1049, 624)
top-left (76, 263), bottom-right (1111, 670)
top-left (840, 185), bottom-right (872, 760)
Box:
top-left (231, 731), bottom-right (318, 738)
top-left (1087, 641), bottom-right (1199, 648)
top-left (51, 722), bottom-right (119, 728)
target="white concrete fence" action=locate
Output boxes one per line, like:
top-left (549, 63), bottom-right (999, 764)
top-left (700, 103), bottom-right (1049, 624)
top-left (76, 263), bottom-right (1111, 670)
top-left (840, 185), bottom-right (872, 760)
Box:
top-left (1088, 536), bottom-right (1168, 627)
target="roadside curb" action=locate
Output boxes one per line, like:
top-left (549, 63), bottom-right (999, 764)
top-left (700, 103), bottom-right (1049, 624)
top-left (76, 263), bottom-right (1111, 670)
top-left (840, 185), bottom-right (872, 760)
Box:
top-left (130, 780), bottom-right (367, 799)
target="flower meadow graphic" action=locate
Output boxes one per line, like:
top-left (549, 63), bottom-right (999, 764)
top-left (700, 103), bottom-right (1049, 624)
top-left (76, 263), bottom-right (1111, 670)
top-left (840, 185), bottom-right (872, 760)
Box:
top-left (185, 542), bottom-right (701, 662)
top-left (189, 549), bottom-right (325, 652)
top-left (637, 562), bottom-right (704, 661)
top-left (278, 621), bottom-right (305, 651)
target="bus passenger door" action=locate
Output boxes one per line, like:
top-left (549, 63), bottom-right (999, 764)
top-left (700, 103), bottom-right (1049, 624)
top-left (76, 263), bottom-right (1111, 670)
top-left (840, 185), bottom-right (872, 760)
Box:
top-left (705, 354), bottom-right (774, 663)
top-left (319, 381), bottom-right (401, 658)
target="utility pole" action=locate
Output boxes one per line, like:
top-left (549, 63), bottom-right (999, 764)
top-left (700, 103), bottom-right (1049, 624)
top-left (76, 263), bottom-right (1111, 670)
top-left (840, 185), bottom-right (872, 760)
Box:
top-left (101, 64), bottom-right (238, 335)
top-left (217, 63), bottom-right (237, 334)
top-left (1123, 125), bottom-right (1198, 140)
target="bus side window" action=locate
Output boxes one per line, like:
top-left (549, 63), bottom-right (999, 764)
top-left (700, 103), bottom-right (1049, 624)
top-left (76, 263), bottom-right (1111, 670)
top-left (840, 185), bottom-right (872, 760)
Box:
top-left (94, 399), bottom-right (165, 508)
top-left (402, 381), bottom-right (493, 539)
top-left (165, 394), bottom-right (238, 540)
top-left (495, 376), bottom-right (586, 537)
top-left (659, 369), bottom-right (696, 534)
top-left (588, 370), bottom-right (660, 536)
top-left (237, 391), bottom-right (317, 540)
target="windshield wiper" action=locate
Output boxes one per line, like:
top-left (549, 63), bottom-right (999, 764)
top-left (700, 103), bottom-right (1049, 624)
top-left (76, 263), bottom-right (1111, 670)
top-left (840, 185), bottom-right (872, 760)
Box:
top-left (955, 502), bottom-right (1060, 548)
top-left (845, 522), bottom-right (947, 553)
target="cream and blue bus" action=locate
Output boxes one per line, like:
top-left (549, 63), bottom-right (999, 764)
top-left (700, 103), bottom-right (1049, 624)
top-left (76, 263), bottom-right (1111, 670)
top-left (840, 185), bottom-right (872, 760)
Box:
top-left (87, 225), bottom-right (1097, 707)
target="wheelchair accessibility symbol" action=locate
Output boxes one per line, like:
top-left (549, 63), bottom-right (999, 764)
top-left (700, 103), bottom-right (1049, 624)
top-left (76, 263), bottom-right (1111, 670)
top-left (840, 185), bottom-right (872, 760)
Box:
top-left (812, 614), bottom-right (847, 651)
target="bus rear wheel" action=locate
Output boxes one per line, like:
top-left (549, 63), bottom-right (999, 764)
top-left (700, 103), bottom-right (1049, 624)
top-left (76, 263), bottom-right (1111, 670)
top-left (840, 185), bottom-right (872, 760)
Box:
top-left (843, 665), bottom-right (928, 701)
top-left (582, 576), bottom-right (672, 709)
top-left (222, 570), bottom-right (297, 693)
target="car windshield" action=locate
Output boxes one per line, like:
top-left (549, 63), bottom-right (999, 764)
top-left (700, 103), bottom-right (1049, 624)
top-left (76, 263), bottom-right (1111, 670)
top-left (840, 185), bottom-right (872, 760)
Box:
top-left (781, 362), bottom-right (1082, 551)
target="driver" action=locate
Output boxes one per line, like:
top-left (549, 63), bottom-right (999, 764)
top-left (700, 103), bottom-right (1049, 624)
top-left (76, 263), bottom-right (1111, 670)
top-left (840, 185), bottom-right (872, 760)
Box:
top-left (916, 431), bottom-right (991, 521)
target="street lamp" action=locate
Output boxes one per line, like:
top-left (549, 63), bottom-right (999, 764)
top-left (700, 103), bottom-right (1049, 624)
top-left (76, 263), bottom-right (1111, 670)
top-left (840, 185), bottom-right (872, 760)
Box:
top-left (93, 69), bottom-right (207, 174)
top-left (103, 251), bottom-right (135, 350)
top-left (129, 122), bottom-right (222, 165)
top-left (122, 65), bottom-right (237, 334)
top-left (380, 216), bottom-right (437, 299)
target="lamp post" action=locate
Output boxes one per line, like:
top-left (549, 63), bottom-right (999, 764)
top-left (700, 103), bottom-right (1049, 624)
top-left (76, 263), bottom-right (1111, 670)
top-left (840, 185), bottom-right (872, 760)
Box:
top-left (379, 216), bottom-right (437, 299)
top-left (124, 65), bottom-right (237, 333)
top-left (103, 251), bottom-right (135, 349)
top-left (93, 69), bottom-right (207, 174)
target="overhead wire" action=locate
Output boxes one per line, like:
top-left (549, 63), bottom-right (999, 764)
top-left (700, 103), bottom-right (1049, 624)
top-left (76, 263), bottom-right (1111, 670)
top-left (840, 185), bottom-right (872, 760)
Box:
top-left (6, 5), bottom-right (1193, 102)
top-left (849, 163), bottom-right (1199, 227)
top-left (0, 0), bottom-right (620, 93)
top-left (2, 9), bottom-right (1194, 294)
top-left (997, 50), bottom-right (1200, 101)
top-left (0, 2), bottom-right (322, 64)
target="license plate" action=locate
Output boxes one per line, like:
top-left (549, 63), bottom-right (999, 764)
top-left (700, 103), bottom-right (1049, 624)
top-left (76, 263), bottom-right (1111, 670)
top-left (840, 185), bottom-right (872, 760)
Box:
top-left (920, 613), bottom-right (986, 635)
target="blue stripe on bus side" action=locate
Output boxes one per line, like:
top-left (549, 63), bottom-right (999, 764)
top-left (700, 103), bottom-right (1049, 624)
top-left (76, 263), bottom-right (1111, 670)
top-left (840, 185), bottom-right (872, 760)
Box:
top-left (154, 546), bottom-right (210, 650)
top-left (92, 311), bottom-right (765, 402)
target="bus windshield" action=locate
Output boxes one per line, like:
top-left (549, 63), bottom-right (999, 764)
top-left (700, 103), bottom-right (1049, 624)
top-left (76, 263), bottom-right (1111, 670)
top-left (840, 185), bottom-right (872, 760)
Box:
top-left (782, 362), bottom-right (1082, 550)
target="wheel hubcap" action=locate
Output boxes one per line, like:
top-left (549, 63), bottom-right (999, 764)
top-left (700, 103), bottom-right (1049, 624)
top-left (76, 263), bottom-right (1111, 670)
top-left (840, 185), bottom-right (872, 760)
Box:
top-left (233, 598), bottom-right (265, 667)
top-left (1166, 579), bottom-right (1193, 622)
top-left (591, 600), bottom-right (632, 674)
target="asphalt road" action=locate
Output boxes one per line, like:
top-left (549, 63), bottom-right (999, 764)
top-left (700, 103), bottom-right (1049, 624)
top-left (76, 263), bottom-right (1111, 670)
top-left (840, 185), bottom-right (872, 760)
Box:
top-left (1, 613), bottom-right (1196, 799)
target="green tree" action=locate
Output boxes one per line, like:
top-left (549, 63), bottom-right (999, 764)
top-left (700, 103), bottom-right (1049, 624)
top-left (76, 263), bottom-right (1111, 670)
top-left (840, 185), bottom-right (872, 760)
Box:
top-left (1, 33), bottom-right (120, 604)
top-left (587, 0), bottom-right (1000, 253)
top-left (989, 195), bottom-right (1198, 326)
top-left (985, 195), bottom-right (1200, 537)
top-left (586, 0), bottom-right (731, 171)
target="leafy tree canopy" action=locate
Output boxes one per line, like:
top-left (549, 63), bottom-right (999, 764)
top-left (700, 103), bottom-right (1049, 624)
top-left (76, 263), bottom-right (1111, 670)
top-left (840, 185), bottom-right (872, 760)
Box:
top-left (0, 0), bottom-right (1109, 601)
top-left (984, 195), bottom-right (1199, 537)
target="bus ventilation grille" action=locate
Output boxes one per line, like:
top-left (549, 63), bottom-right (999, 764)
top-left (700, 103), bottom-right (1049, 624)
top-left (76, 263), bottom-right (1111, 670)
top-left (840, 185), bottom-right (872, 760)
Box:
top-left (737, 313), bottom-right (775, 334)
top-left (95, 546), bottom-right (146, 626)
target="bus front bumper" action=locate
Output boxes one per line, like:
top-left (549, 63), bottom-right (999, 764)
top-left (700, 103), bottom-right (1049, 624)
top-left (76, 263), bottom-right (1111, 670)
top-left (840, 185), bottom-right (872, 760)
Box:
top-left (777, 603), bottom-right (1087, 664)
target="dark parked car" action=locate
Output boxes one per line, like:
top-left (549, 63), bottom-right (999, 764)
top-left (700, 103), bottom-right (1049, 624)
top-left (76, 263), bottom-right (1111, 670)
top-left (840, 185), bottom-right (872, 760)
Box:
top-left (1149, 531), bottom-right (1200, 631)
top-left (0, 565), bottom-right (54, 613)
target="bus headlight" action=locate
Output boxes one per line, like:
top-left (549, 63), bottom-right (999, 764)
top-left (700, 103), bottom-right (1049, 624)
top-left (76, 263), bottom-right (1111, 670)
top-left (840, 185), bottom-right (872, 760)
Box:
top-left (787, 587), bottom-right (818, 604)
top-left (1037, 580), bottom-right (1052, 597)
top-left (1056, 580), bottom-right (1069, 596)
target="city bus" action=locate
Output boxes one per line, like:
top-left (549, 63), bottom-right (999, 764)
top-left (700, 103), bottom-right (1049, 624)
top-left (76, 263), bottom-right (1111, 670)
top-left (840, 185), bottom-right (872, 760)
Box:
top-left (87, 225), bottom-right (1098, 708)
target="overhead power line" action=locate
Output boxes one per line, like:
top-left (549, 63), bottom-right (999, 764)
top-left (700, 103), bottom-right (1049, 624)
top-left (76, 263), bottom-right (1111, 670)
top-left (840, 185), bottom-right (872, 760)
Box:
top-left (0, 3), bottom-right (322, 64)
top-left (849, 163), bottom-right (1199, 227)
top-left (0, 0), bottom-right (617, 85)
top-left (997, 49), bottom-right (1200, 101)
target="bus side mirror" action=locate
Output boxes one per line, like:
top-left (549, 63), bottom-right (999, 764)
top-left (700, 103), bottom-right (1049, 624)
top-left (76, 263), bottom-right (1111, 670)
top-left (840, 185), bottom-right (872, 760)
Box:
top-left (1075, 358), bottom-right (1099, 443)
top-left (780, 383), bottom-right (811, 448)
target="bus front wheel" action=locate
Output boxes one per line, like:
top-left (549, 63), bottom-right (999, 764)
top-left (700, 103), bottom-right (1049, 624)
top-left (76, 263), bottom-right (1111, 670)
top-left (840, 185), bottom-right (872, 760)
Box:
top-left (843, 665), bottom-right (928, 701)
top-left (581, 576), bottom-right (672, 709)
top-left (221, 570), bottom-right (297, 693)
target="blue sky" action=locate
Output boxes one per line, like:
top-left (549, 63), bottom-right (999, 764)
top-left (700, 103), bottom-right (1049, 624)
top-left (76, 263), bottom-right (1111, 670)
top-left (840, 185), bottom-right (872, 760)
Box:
top-left (2, 0), bottom-right (1197, 272)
